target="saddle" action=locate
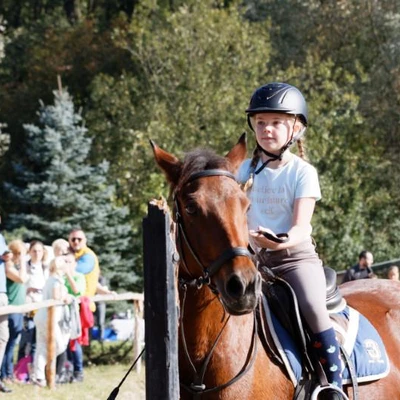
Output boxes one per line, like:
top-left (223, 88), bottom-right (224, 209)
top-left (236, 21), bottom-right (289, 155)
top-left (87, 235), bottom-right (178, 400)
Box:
top-left (258, 266), bottom-right (352, 400)
top-left (261, 266), bottom-right (346, 339)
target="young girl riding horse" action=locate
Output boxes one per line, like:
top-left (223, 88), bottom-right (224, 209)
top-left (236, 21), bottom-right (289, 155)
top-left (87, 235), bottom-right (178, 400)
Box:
top-left (238, 82), bottom-right (344, 400)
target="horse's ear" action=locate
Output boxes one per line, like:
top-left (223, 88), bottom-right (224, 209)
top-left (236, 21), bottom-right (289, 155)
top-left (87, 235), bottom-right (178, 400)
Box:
top-left (150, 140), bottom-right (182, 185)
top-left (225, 133), bottom-right (247, 172)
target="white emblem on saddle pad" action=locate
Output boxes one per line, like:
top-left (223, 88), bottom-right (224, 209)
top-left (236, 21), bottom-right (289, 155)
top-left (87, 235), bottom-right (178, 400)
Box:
top-left (364, 339), bottom-right (384, 363)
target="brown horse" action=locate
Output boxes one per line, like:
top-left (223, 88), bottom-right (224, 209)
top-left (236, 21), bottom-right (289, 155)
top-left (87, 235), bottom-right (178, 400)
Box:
top-left (152, 134), bottom-right (400, 399)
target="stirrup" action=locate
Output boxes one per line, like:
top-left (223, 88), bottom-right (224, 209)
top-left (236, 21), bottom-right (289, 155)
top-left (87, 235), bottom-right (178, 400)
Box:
top-left (310, 383), bottom-right (349, 400)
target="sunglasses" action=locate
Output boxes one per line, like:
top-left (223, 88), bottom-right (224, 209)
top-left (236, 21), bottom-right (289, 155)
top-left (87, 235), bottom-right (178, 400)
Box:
top-left (70, 238), bottom-right (83, 242)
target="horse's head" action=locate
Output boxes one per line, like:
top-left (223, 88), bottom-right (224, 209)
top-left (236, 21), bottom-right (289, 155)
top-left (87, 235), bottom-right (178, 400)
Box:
top-left (151, 133), bottom-right (261, 315)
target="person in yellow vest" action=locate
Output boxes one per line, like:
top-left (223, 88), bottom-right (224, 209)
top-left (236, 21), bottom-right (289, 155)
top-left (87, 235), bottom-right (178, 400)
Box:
top-left (68, 229), bottom-right (99, 309)
top-left (67, 228), bottom-right (99, 383)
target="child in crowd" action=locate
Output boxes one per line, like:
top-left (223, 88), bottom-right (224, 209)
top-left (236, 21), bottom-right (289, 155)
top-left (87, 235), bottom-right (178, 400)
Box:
top-left (52, 238), bottom-right (85, 384)
top-left (32, 257), bottom-right (72, 387)
top-left (52, 238), bottom-right (86, 298)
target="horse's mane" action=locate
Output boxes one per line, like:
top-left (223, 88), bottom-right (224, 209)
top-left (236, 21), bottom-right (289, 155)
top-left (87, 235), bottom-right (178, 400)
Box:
top-left (176, 148), bottom-right (231, 193)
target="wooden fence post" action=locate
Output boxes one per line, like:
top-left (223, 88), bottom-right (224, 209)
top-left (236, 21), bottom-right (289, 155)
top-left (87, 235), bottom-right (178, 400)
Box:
top-left (143, 201), bottom-right (179, 400)
top-left (46, 305), bottom-right (56, 389)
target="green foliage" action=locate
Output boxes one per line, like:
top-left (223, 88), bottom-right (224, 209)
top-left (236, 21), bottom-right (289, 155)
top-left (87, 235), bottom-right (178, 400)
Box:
top-left (89, 0), bottom-right (271, 204)
top-left (0, 122), bottom-right (9, 159)
top-left (0, 1), bottom-right (137, 28)
top-left (3, 89), bottom-right (137, 291)
top-left (0, 16), bottom-right (132, 167)
top-left (127, 0), bottom-right (268, 148)
top-left (1, 0), bottom-right (400, 280)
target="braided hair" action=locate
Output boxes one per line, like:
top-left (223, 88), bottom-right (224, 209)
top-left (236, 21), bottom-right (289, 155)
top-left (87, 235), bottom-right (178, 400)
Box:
top-left (242, 138), bottom-right (308, 192)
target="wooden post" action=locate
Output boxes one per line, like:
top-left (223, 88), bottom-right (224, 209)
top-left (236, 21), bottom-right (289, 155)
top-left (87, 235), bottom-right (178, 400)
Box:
top-left (133, 299), bottom-right (143, 374)
top-left (143, 201), bottom-right (179, 400)
top-left (46, 305), bottom-right (56, 389)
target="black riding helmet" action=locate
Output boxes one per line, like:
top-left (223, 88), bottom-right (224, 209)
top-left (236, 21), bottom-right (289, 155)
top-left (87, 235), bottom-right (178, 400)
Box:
top-left (246, 82), bottom-right (308, 131)
top-left (246, 82), bottom-right (308, 174)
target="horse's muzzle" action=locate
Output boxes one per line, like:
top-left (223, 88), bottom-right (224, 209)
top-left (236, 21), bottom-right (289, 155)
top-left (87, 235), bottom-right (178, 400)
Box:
top-left (220, 271), bottom-right (262, 315)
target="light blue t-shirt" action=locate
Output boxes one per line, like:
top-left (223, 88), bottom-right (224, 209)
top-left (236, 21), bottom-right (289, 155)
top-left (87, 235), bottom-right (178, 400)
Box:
top-left (237, 155), bottom-right (321, 234)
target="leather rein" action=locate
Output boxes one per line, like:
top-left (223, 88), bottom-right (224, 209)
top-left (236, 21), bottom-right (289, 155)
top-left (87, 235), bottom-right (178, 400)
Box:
top-left (173, 168), bottom-right (258, 397)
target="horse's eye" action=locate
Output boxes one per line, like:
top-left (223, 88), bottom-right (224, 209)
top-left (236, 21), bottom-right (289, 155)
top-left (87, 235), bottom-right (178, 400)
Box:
top-left (185, 203), bottom-right (197, 215)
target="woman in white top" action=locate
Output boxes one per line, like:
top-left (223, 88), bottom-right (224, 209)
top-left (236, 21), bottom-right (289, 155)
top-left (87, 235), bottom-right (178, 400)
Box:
top-left (25, 240), bottom-right (49, 303)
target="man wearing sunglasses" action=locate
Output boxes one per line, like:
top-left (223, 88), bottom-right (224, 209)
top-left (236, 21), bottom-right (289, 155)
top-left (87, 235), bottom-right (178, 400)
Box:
top-left (68, 229), bottom-right (100, 302)
top-left (68, 228), bottom-right (100, 383)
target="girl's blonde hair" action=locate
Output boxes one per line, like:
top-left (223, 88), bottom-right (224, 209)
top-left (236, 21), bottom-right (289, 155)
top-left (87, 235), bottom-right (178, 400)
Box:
top-left (8, 239), bottom-right (27, 256)
top-left (49, 256), bottom-right (68, 275)
top-left (52, 238), bottom-right (71, 257)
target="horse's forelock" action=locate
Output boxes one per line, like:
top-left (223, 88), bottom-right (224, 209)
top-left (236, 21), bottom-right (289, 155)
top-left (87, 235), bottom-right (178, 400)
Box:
top-left (178, 148), bottom-right (230, 186)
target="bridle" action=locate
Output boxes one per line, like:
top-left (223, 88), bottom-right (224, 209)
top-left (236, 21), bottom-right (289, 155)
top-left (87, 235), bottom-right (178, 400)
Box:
top-left (173, 168), bottom-right (258, 398)
top-left (174, 169), bottom-right (253, 290)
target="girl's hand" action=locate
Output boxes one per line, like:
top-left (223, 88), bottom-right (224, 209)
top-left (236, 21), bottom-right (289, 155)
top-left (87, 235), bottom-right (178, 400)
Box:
top-left (63, 294), bottom-right (74, 305)
top-left (1, 252), bottom-right (13, 262)
top-left (249, 227), bottom-right (287, 250)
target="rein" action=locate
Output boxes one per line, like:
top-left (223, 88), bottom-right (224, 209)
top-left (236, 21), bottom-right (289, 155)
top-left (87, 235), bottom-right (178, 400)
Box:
top-left (179, 283), bottom-right (258, 398)
top-left (174, 168), bottom-right (257, 397)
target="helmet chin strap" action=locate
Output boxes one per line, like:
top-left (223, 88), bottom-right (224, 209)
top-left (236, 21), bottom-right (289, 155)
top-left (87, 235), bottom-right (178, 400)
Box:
top-left (254, 119), bottom-right (306, 175)
top-left (254, 146), bottom-right (281, 175)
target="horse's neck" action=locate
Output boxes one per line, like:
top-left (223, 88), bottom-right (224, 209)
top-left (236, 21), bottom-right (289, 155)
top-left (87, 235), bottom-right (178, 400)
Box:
top-left (179, 288), bottom-right (252, 358)
top-left (179, 288), bottom-right (295, 399)
top-left (180, 287), bottom-right (224, 325)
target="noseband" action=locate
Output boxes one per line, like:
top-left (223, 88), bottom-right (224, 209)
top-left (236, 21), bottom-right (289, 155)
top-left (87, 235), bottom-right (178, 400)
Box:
top-left (173, 168), bottom-right (253, 289)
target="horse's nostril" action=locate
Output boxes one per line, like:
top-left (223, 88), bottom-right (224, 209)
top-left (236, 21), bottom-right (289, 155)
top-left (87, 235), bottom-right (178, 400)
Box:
top-left (226, 275), bottom-right (246, 299)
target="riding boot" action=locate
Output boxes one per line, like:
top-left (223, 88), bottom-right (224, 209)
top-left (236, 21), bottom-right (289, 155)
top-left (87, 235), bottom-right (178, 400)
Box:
top-left (311, 328), bottom-right (342, 388)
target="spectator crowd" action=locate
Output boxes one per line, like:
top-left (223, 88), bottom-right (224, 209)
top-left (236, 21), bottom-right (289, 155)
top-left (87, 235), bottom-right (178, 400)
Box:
top-left (0, 220), bottom-right (115, 393)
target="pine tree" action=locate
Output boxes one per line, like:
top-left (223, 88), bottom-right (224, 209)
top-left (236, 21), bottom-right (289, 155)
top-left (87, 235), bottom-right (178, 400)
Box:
top-left (4, 88), bottom-right (138, 291)
top-left (0, 123), bottom-right (10, 158)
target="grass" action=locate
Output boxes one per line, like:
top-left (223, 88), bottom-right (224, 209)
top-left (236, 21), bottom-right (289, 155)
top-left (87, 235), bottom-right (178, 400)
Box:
top-left (7, 363), bottom-right (145, 400)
